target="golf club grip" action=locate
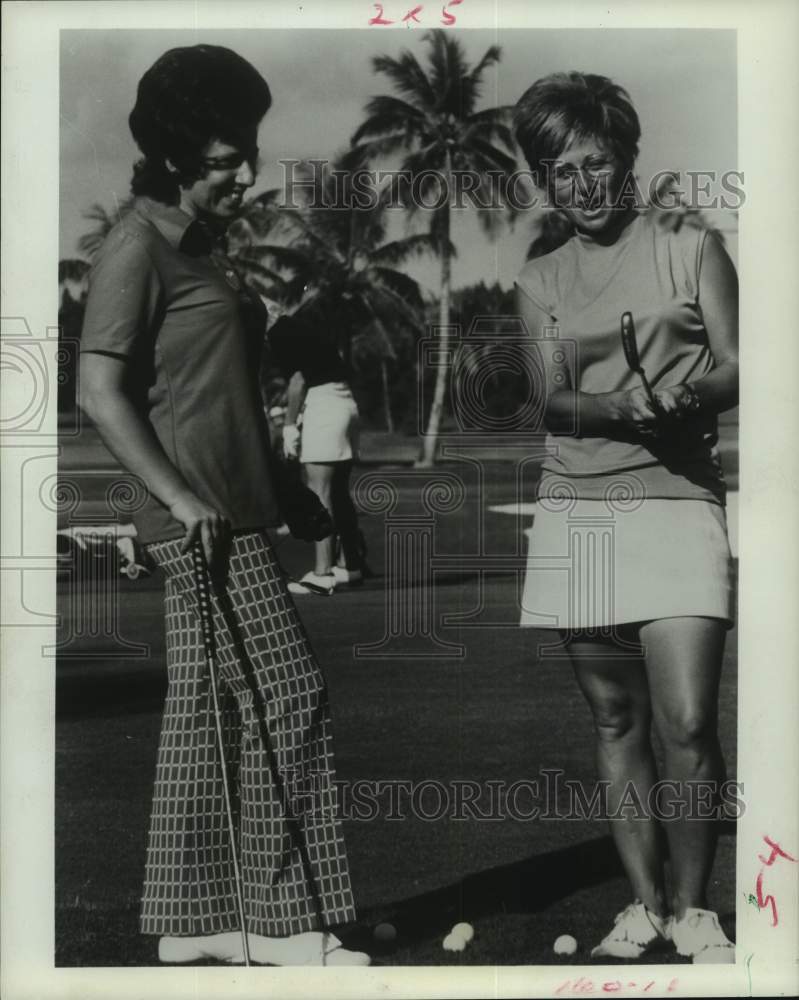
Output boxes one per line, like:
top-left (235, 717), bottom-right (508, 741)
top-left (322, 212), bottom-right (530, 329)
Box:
top-left (620, 311), bottom-right (641, 371)
top-left (191, 542), bottom-right (216, 660)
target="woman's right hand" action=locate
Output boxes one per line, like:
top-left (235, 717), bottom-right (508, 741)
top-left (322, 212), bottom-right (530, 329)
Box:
top-left (610, 387), bottom-right (661, 438)
top-left (169, 491), bottom-right (230, 567)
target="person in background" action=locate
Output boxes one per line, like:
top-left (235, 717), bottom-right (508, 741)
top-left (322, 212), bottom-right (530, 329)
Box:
top-left (78, 44), bottom-right (368, 966)
top-left (513, 72), bottom-right (738, 963)
top-left (267, 296), bottom-right (366, 596)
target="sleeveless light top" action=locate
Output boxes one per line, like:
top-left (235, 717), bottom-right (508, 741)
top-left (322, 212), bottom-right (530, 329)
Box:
top-left (515, 211), bottom-right (726, 505)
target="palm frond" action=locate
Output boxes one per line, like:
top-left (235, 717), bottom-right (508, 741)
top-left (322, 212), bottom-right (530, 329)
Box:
top-left (77, 233), bottom-right (106, 258)
top-left (78, 197), bottom-right (135, 258)
top-left (424, 31), bottom-right (468, 113)
top-left (349, 131), bottom-right (415, 162)
top-left (274, 207), bottom-right (343, 261)
top-left (462, 109), bottom-right (516, 152)
top-left (233, 257), bottom-right (292, 292)
top-left (469, 44), bottom-right (502, 83)
top-left (360, 95), bottom-right (428, 131)
top-left (464, 138), bottom-right (518, 175)
top-left (371, 267), bottom-right (426, 313)
top-left (369, 233), bottom-right (438, 266)
top-left (232, 242), bottom-right (319, 273)
top-left (371, 51), bottom-right (437, 108)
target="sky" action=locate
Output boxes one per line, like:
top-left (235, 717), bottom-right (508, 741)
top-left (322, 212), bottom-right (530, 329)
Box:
top-left (60, 28), bottom-right (737, 292)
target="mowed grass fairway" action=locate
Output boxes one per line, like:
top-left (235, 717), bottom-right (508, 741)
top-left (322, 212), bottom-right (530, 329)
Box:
top-left (55, 461), bottom-right (738, 967)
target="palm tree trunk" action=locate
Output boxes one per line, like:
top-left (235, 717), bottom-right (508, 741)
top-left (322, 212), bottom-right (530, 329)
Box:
top-left (381, 357), bottom-right (395, 433)
top-left (418, 152), bottom-right (453, 467)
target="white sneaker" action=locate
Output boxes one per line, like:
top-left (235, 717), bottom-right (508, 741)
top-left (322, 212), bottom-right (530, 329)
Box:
top-left (331, 566), bottom-right (363, 585)
top-left (669, 907), bottom-right (734, 963)
top-left (288, 571), bottom-right (336, 596)
top-left (591, 901), bottom-right (669, 959)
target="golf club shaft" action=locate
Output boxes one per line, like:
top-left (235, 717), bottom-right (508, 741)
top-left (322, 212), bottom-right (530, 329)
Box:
top-left (191, 542), bottom-right (251, 967)
top-left (620, 311), bottom-right (662, 417)
top-left (636, 369), bottom-right (660, 414)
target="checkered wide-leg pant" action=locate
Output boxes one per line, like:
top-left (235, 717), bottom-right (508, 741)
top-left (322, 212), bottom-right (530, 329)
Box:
top-left (140, 531), bottom-right (356, 937)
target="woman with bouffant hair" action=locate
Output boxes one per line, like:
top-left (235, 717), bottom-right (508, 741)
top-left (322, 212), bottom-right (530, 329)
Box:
top-left (128, 43), bottom-right (272, 204)
top-left (514, 72), bottom-right (738, 963)
top-left (79, 45), bottom-right (368, 966)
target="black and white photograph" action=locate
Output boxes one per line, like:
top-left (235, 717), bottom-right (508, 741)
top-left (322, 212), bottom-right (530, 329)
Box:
top-left (2, 2), bottom-right (798, 998)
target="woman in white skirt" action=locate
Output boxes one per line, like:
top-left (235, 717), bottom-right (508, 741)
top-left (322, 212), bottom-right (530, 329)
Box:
top-left (268, 305), bottom-right (364, 595)
top-left (513, 73), bottom-right (738, 962)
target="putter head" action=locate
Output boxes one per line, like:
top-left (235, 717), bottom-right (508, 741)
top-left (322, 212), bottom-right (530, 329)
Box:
top-left (620, 311), bottom-right (642, 372)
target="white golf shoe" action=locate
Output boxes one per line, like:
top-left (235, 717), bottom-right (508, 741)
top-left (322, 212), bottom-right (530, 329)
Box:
top-left (669, 907), bottom-right (735, 963)
top-left (591, 900), bottom-right (670, 959)
top-left (287, 571), bottom-right (336, 596)
top-left (159, 930), bottom-right (370, 966)
top-left (331, 566), bottom-right (363, 586)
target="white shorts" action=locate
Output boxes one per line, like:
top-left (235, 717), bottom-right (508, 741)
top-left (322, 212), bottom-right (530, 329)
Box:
top-left (520, 497), bottom-right (735, 630)
top-left (300, 383), bottom-right (360, 464)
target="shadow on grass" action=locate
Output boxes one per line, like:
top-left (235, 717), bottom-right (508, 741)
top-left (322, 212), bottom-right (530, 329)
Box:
top-left (54, 838), bottom-right (625, 966)
top-left (56, 824), bottom-right (737, 967)
top-left (343, 820), bottom-right (738, 960)
top-left (345, 835), bottom-right (623, 952)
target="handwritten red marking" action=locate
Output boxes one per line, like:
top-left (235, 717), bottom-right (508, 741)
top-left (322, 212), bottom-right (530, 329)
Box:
top-left (554, 982), bottom-right (572, 996)
top-left (754, 835), bottom-right (797, 926)
top-left (642, 984), bottom-right (655, 993)
top-left (602, 983), bottom-right (622, 993)
top-left (402, 4), bottom-right (423, 21)
top-left (441, 0), bottom-right (464, 26)
top-left (667, 978), bottom-right (679, 992)
top-left (368, 3), bottom-right (394, 24)
top-left (755, 870), bottom-right (779, 926)
top-left (758, 835), bottom-right (797, 867)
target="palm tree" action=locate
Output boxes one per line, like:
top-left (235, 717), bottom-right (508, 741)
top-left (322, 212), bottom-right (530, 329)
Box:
top-left (229, 154), bottom-right (436, 431)
top-left (78, 197), bottom-right (135, 259)
top-left (351, 29), bottom-right (518, 465)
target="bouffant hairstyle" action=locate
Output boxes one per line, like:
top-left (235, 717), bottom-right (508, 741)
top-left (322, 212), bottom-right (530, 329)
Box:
top-left (129, 45), bottom-right (272, 203)
top-left (514, 72), bottom-right (640, 183)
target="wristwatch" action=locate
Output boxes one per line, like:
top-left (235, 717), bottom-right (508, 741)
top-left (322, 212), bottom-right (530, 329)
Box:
top-left (679, 384), bottom-right (701, 416)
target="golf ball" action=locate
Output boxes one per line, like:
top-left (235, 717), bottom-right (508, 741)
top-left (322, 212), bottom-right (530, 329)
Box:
top-left (442, 932), bottom-right (466, 952)
top-left (451, 922), bottom-right (475, 943)
top-left (373, 922), bottom-right (397, 944)
top-left (553, 934), bottom-right (578, 956)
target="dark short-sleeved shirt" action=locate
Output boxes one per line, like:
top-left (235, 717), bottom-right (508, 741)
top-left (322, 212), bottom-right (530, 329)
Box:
top-left (80, 196), bottom-right (281, 543)
top-left (267, 307), bottom-right (350, 387)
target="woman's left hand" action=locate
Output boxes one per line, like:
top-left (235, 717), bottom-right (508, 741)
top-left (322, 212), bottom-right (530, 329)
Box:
top-left (282, 423), bottom-right (301, 459)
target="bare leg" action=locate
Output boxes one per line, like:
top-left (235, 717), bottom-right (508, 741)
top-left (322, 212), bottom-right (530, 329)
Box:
top-left (568, 637), bottom-right (668, 918)
top-left (639, 616), bottom-right (727, 920)
top-left (304, 462), bottom-right (335, 576)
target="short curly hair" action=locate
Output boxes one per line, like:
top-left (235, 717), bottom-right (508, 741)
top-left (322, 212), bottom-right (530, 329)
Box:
top-left (514, 72), bottom-right (640, 182)
top-left (129, 45), bottom-right (272, 203)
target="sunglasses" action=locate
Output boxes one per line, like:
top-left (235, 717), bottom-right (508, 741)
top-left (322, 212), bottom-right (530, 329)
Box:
top-left (199, 147), bottom-right (261, 171)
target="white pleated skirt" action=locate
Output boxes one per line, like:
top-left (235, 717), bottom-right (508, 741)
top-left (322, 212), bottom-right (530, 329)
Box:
top-left (300, 382), bottom-right (360, 463)
top-left (520, 497), bottom-right (735, 630)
